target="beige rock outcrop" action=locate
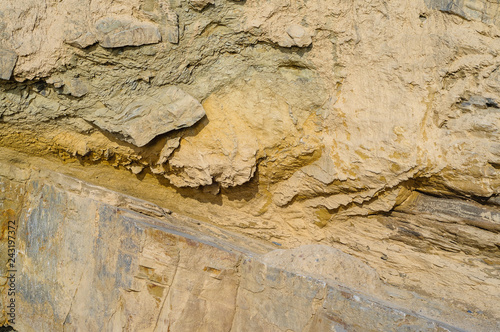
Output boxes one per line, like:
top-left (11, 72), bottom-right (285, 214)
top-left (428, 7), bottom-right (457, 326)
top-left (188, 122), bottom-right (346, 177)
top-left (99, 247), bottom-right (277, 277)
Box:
top-left (83, 86), bottom-right (206, 147)
top-left (0, 48), bottom-right (17, 80)
top-left (95, 17), bottom-right (162, 48)
top-left (1, 0), bottom-right (500, 330)
top-left (1, 158), bottom-right (498, 331)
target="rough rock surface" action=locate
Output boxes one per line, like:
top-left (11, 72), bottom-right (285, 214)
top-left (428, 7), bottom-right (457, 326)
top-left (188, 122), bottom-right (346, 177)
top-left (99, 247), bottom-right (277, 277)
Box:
top-left (1, 159), bottom-right (498, 331)
top-left (5, 0), bottom-right (500, 207)
top-left (83, 86), bottom-right (206, 147)
top-left (0, 49), bottom-right (17, 80)
top-left (95, 17), bottom-right (162, 48)
top-left (1, 0), bottom-right (500, 330)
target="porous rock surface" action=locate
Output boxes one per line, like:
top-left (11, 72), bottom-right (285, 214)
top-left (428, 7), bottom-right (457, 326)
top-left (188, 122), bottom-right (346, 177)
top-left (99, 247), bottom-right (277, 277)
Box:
top-left (1, 0), bottom-right (500, 330)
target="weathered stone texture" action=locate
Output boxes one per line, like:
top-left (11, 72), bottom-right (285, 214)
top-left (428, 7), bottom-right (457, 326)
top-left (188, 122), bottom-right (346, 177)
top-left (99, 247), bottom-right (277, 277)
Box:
top-left (1, 161), bottom-right (497, 331)
top-left (0, 49), bottom-right (17, 80)
top-left (188, 0), bottom-right (215, 11)
top-left (5, 0), bottom-right (500, 210)
top-left (1, 0), bottom-right (500, 330)
top-left (83, 86), bottom-right (206, 147)
top-left (425, 0), bottom-right (500, 24)
top-left (95, 17), bottom-right (162, 48)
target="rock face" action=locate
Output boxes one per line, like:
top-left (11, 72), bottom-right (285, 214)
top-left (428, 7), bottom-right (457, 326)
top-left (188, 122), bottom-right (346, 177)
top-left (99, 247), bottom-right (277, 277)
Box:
top-left (66, 16), bottom-right (163, 50)
top-left (1, 0), bottom-right (500, 330)
top-left (1, 159), bottom-right (497, 331)
top-left (188, 0), bottom-right (215, 11)
top-left (425, 0), bottom-right (500, 23)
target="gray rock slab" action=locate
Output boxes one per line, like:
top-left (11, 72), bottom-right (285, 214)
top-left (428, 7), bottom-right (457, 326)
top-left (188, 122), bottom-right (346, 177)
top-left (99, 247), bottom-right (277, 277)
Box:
top-left (396, 192), bottom-right (500, 233)
top-left (95, 17), bottom-right (161, 48)
top-left (0, 48), bottom-right (17, 80)
top-left (85, 86), bottom-right (206, 147)
top-left (1, 162), bottom-right (498, 331)
top-left (425, 0), bottom-right (500, 24)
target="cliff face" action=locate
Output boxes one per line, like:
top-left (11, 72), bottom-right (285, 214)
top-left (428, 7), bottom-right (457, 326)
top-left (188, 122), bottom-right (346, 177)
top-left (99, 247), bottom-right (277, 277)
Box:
top-left (1, 0), bottom-right (500, 330)
top-left (1, 156), bottom-right (498, 331)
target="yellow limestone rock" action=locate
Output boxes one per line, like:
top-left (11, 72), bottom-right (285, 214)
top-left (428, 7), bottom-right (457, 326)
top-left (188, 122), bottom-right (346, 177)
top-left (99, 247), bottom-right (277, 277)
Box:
top-left (1, 0), bottom-right (500, 329)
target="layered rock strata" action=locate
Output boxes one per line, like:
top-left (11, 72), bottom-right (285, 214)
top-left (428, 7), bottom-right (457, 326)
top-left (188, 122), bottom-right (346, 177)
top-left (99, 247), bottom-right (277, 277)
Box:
top-left (0, 157), bottom-right (498, 331)
top-left (1, 0), bottom-right (500, 330)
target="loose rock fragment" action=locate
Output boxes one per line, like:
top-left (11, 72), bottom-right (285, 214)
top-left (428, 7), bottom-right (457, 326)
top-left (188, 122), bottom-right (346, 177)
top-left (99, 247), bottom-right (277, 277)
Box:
top-left (286, 24), bottom-right (312, 47)
top-left (278, 24), bottom-right (312, 48)
top-left (158, 137), bottom-right (181, 164)
top-left (0, 48), bottom-right (17, 80)
top-left (95, 17), bottom-right (161, 48)
top-left (63, 78), bottom-right (89, 97)
top-left (165, 12), bottom-right (180, 44)
top-left (85, 86), bottom-right (206, 147)
top-left (189, 0), bottom-right (215, 11)
top-left (130, 165), bottom-right (144, 175)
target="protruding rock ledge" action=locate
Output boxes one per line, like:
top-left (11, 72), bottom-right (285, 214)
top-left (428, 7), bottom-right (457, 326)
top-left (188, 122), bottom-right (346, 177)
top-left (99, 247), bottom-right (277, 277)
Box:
top-left (83, 86), bottom-right (206, 147)
top-left (0, 48), bottom-right (17, 80)
top-left (65, 31), bottom-right (98, 49)
top-left (189, 0), bottom-right (215, 11)
top-left (65, 17), bottom-right (162, 49)
top-left (396, 191), bottom-right (500, 233)
top-left (0, 163), bottom-right (491, 331)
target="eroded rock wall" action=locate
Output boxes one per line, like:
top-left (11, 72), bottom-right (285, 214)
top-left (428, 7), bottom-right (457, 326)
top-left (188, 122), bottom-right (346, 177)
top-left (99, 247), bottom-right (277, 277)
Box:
top-left (1, 0), bottom-right (500, 330)
top-left (1, 159), bottom-right (497, 331)
top-left (3, 0), bottom-right (500, 227)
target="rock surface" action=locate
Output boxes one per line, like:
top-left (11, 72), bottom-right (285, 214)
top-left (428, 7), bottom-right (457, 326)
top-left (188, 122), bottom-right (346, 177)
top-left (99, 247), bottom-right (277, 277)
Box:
top-left (188, 0), bottom-right (215, 11)
top-left (95, 17), bottom-right (162, 48)
top-left (83, 86), bottom-right (206, 147)
top-left (1, 0), bottom-right (500, 330)
top-left (0, 49), bottom-right (17, 80)
top-left (1, 159), bottom-right (497, 331)
top-left (425, 0), bottom-right (500, 24)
